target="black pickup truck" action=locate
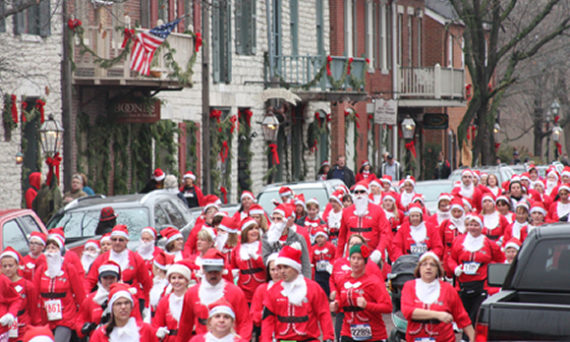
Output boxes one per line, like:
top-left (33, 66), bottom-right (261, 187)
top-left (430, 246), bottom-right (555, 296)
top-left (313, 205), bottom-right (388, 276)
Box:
top-left (476, 224), bottom-right (570, 341)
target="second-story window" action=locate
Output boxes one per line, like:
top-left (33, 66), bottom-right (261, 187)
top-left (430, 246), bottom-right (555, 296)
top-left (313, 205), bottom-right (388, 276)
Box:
top-left (316, 0), bottom-right (324, 56)
top-left (397, 8), bottom-right (403, 65)
top-left (344, 0), bottom-right (353, 56)
top-left (407, 13), bottom-right (412, 66)
top-left (14, 0), bottom-right (50, 37)
top-left (290, 0), bottom-right (298, 55)
top-left (365, 0), bottom-right (374, 68)
top-left (448, 34), bottom-right (453, 67)
top-left (236, 0), bottom-right (257, 55)
top-left (0, 2), bottom-right (5, 32)
top-left (416, 15), bottom-right (422, 66)
top-left (212, 0), bottom-right (232, 83)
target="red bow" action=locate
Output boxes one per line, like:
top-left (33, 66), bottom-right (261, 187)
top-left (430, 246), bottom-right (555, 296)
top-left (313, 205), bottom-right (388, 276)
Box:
top-left (220, 141), bottom-right (229, 163)
top-left (347, 57), bottom-right (354, 75)
top-left (230, 115), bottom-right (237, 134)
top-left (122, 28), bottom-right (135, 48)
top-left (556, 142), bottom-right (562, 155)
top-left (465, 84), bottom-right (472, 100)
top-left (314, 112), bottom-right (321, 125)
top-left (554, 115), bottom-right (560, 124)
top-left (326, 113), bottom-right (332, 122)
top-left (67, 19), bottom-right (82, 30)
top-left (365, 58), bottom-right (370, 65)
top-left (21, 101), bottom-right (27, 123)
top-left (310, 139), bottom-right (318, 153)
top-left (35, 99), bottom-right (46, 123)
top-left (10, 95), bottom-right (18, 124)
top-left (220, 186), bottom-right (228, 204)
top-left (405, 141), bottom-right (417, 158)
top-left (240, 109), bottom-right (253, 128)
top-left (326, 55), bottom-right (333, 76)
top-left (494, 142), bottom-right (501, 152)
top-left (46, 152), bottom-right (62, 186)
top-left (344, 110), bottom-right (350, 117)
top-left (195, 32), bottom-right (203, 52)
top-left (269, 143), bottom-right (280, 165)
top-left (210, 109), bottom-right (222, 122)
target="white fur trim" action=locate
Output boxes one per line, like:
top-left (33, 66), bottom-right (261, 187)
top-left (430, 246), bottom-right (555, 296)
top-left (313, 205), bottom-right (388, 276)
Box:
top-left (202, 258), bottom-right (225, 267)
top-left (29, 337), bottom-right (54, 342)
top-left (369, 250), bottom-right (382, 264)
top-left (208, 305), bottom-right (235, 319)
top-left (110, 230), bottom-right (129, 239)
top-left (141, 227), bottom-right (156, 239)
top-left (154, 173), bottom-right (166, 181)
top-left (530, 207), bottom-right (546, 215)
top-left (275, 256), bottom-right (302, 273)
top-left (249, 208), bottom-right (265, 216)
top-left (30, 236), bottom-right (46, 246)
top-left (559, 185), bottom-right (570, 193)
top-left (354, 184), bottom-right (368, 193)
top-left (0, 251), bottom-right (19, 262)
top-left (273, 209), bottom-right (286, 217)
top-left (167, 264), bottom-right (192, 281)
top-left (241, 192), bottom-right (255, 201)
top-left (419, 251), bottom-right (440, 264)
top-left (85, 241), bottom-right (100, 251)
top-left (409, 206), bottom-right (423, 214)
top-left (153, 259), bottom-right (168, 270)
top-left (306, 198), bottom-right (320, 206)
top-left (108, 290), bottom-right (133, 309)
top-left (241, 220), bottom-right (257, 231)
top-left (48, 235), bottom-right (65, 249)
top-left (280, 191), bottom-right (292, 197)
top-left (183, 173), bottom-right (197, 180)
top-left (166, 233), bottom-right (183, 245)
top-left (504, 242), bottom-right (520, 251)
top-left (465, 215), bottom-right (483, 227)
top-left (98, 263), bottom-right (120, 275)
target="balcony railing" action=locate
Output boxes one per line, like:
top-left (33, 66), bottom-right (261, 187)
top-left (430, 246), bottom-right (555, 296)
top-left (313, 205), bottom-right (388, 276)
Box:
top-left (398, 64), bottom-right (465, 99)
top-left (73, 26), bottom-right (194, 85)
top-left (267, 55), bottom-right (367, 91)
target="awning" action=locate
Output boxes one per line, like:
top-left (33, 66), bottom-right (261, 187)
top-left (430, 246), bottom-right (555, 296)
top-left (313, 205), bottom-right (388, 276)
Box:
top-left (260, 88), bottom-right (302, 105)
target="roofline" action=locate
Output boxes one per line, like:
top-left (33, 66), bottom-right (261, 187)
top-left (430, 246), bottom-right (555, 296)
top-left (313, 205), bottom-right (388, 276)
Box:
top-left (425, 7), bottom-right (465, 27)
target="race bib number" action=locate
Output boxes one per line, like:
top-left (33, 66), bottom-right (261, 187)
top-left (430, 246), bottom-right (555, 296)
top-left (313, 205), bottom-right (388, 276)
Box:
top-left (316, 260), bottom-right (331, 273)
top-left (463, 262), bottom-right (480, 275)
top-left (8, 318), bottom-right (18, 338)
top-left (350, 324), bottom-right (372, 341)
top-left (410, 243), bottom-right (427, 255)
top-left (45, 299), bottom-right (63, 321)
top-left (414, 338), bottom-right (435, 342)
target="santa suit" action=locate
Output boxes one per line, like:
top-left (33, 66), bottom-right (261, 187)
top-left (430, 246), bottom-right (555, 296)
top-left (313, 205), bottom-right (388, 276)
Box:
top-left (310, 242), bottom-right (336, 295)
top-left (176, 280), bottom-right (252, 342)
top-left (546, 200), bottom-right (570, 223)
top-left (438, 219), bottom-right (466, 277)
top-left (329, 258), bottom-right (385, 301)
top-left (298, 216), bottom-right (325, 245)
top-left (90, 317), bottom-right (157, 342)
top-left (336, 203), bottom-right (391, 257)
top-left (426, 210), bottom-right (452, 228)
top-left (503, 211), bottom-right (515, 224)
top-left (528, 190), bottom-right (553, 210)
top-left (87, 250), bottom-right (152, 303)
top-left (9, 277), bottom-right (38, 340)
top-left (190, 333), bottom-right (248, 342)
top-left (250, 282), bottom-right (276, 329)
top-left (383, 208), bottom-right (404, 234)
top-left (0, 274), bottom-right (20, 337)
top-left (502, 221), bottom-right (528, 245)
top-left (452, 185), bottom-right (483, 212)
top-left (34, 262), bottom-right (86, 330)
top-left (261, 276), bottom-right (334, 342)
top-left (152, 292), bottom-right (185, 342)
top-left (323, 208), bottom-right (342, 245)
top-left (20, 253), bottom-right (46, 282)
top-left (481, 211), bottom-right (509, 242)
top-left (401, 280), bottom-right (472, 342)
top-left (392, 222), bottom-right (443, 261)
top-left (139, 246), bottom-right (164, 278)
top-left (230, 241), bottom-right (266, 303)
top-left (336, 273), bottom-right (392, 341)
top-left (77, 290), bottom-right (108, 338)
top-left (184, 222), bottom-right (210, 257)
top-left (355, 171), bottom-right (376, 183)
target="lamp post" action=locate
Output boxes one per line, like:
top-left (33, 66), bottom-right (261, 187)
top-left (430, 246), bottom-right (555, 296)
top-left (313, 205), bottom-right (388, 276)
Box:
top-left (553, 125), bottom-right (563, 160)
top-left (261, 111), bottom-right (280, 142)
top-left (39, 114), bottom-right (64, 185)
top-left (401, 117), bottom-right (416, 175)
top-left (545, 108), bottom-right (552, 162)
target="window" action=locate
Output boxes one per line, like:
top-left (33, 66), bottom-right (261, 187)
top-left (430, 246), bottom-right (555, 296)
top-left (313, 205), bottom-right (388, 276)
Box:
top-left (158, 0), bottom-right (170, 23)
top-left (212, 0), bottom-right (232, 83)
top-left (397, 13), bottom-right (403, 65)
top-left (376, 2), bottom-right (389, 72)
top-left (365, 0), bottom-right (374, 68)
top-left (14, 0), bottom-right (50, 37)
top-left (448, 34), bottom-right (453, 67)
top-left (162, 200), bottom-right (187, 228)
top-left (154, 204), bottom-right (171, 227)
top-left (417, 17), bottom-right (422, 66)
top-left (352, 0), bottom-right (358, 56)
top-left (407, 15), bottom-right (412, 66)
top-left (344, 0), bottom-right (353, 56)
top-left (184, 0), bottom-right (193, 28)
top-left (272, 0), bottom-right (282, 62)
top-left (19, 215), bottom-right (43, 236)
top-left (290, 0), bottom-right (298, 55)
top-left (316, 0), bottom-right (324, 56)
top-left (3, 220), bottom-right (28, 254)
top-left (461, 38), bottom-right (465, 67)
top-left (235, 0), bottom-right (257, 55)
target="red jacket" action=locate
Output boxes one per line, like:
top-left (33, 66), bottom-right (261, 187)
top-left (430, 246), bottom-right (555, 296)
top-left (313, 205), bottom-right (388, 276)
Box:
top-left (335, 272), bottom-right (392, 341)
top-left (451, 186), bottom-right (483, 212)
top-left (438, 219), bottom-right (466, 277)
top-left (502, 221), bottom-right (528, 245)
top-left (322, 208), bottom-right (342, 243)
top-left (34, 262), bottom-right (86, 330)
top-left (261, 277), bottom-right (334, 342)
top-left (190, 333), bottom-right (248, 342)
top-left (230, 241), bottom-right (266, 303)
top-left (152, 293), bottom-right (185, 342)
top-left (77, 291), bottom-right (106, 338)
top-left (0, 274), bottom-right (21, 336)
top-left (392, 222), bottom-right (443, 261)
top-left (401, 279), bottom-right (472, 342)
top-left (90, 319), bottom-right (157, 342)
top-left (310, 242), bottom-right (336, 279)
top-left (481, 212), bottom-right (509, 242)
top-left (383, 208), bottom-right (404, 234)
top-left (250, 282), bottom-right (272, 327)
top-left (329, 258), bottom-right (385, 303)
top-left (176, 280), bottom-right (252, 342)
top-left (546, 201), bottom-right (570, 223)
top-left (355, 172), bottom-right (377, 183)
top-left (20, 254), bottom-right (46, 282)
top-left (10, 277), bottom-right (39, 339)
top-left (336, 203), bottom-right (391, 257)
top-left (87, 250), bottom-right (152, 303)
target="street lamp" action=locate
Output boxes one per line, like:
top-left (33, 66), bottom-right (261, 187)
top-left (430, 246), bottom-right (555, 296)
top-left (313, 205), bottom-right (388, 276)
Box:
top-left (551, 99), bottom-right (560, 118)
top-left (261, 111), bottom-right (280, 142)
top-left (39, 115), bottom-right (64, 158)
top-left (493, 122), bottom-right (500, 134)
top-left (553, 125), bottom-right (563, 160)
top-left (402, 117), bottom-right (416, 139)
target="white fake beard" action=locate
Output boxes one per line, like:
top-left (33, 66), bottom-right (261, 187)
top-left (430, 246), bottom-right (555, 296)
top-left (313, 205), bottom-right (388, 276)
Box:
top-left (81, 251), bottom-right (98, 273)
top-left (45, 252), bottom-right (63, 278)
top-left (136, 240), bottom-right (155, 260)
top-left (354, 195), bottom-right (369, 216)
top-left (267, 221), bottom-right (286, 244)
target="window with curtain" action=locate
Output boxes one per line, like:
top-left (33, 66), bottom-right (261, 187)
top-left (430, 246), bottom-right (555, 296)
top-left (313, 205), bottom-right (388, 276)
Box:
top-left (212, 0), bottom-right (232, 83)
top-left (290, 0), bottom-right (298, 55)
top-left (235, 0), bottom-right (257, 55)
top-left (13, 0), bottom-right (50, 37)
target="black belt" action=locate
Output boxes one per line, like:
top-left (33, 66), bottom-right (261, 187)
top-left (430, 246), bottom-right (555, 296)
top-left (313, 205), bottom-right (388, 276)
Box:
top-left (168, 329), bottom-right (178, 336)
top-left (124, 280), bottom-right (133, 285)
top-left (487, 235), bottom-right (500, 241)
top-left (198, 318), bottom-right (208, 325)
top-left (17, 309), bottom-right (25, 316)
top-left (240, 268), bottom-right (264, 275)
top-left (40, 292), bottom-right (66, 299)
top-left (350, 227), bottom-right (372, 233)
top-left (342, 306), bottom-right (363, 312)
top-left (277, 315), bottom-right (309, 323)
top-left (279, 339), bottom-right (318, 342)
top-left (412, 319), bottom-right (441, 324)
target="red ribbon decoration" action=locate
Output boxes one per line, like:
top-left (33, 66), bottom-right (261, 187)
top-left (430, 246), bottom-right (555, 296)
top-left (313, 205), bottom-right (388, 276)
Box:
top-left (344, 110), bottom-right (350, 117)
top-left (554, 115), bottom-right (560, 124)
top-left (21, 101), bottom-right (27, 123)
top-left (210, 109), bottom-right (222, 123)
top-left (46, 152), bottom-right (62, 186)
top-left (326, 56), bottom-right (333, 76)
top-left (471, 125), bottom-right (477, 139)
top-left (347, 57), bottom-right (354, 75)
top-left (240, 109), bottom-right (253, 128)
top-left (269, 143), bottom-right (280, 165)
top-left (230, 115), bottom-right (237, 134)
top-left (556, 142), bottom-right (562, 155)
top-left (365, 58), bottom-right (370, 65)
top-left (465, 84), bottom-right (472, 100)
top-left (314, 112), bottom-right (321, 125)
top-left (494, 142), bottom-right (501, 152)
top-left (310, 139), bottom-right (318, 153)
top-left (10, 95), bottom-right (18, 124)
top-left (326, 113), bottom-right (332, 122)
top-left (405, 141), bottom-right (417, 158)
top-left (67, 19), bottom-right (82, 30)
top-left (121, 28), bottom-right (135, 48)
top-left (195, 32), bottom-right (203, 52)
top-left (220, 141), bottom-right (229, 163)
top-left (35, 99), bottom-right (46, 123)
top-left (220, 186), bottom-right (228, 204)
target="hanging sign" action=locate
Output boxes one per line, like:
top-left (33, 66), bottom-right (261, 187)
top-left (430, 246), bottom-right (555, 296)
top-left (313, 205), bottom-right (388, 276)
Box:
top-left (113, 99), bottom-right (161, 123)
top-left (374, 99), bottom-right (397, 125)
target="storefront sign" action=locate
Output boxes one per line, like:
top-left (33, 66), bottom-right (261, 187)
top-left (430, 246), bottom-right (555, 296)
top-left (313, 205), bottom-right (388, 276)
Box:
top-left (113, 99), bottom-right (161, 123)
top-left (374, 99), bottom-right (398, 125)
top-left (423, 113), bottom-right (448, 129)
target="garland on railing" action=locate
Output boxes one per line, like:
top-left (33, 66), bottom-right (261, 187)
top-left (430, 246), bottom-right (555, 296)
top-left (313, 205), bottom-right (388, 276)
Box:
top-left (209, 109), bottom-right (233, 202)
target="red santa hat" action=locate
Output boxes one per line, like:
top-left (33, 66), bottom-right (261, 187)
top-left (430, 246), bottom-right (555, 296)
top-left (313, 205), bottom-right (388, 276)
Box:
top-left (313, 225), bottom-right (328, 240)
top-left (273, 203), bottom-right (295, 219)
top-left (240, 217), bottom-right (257, 232)
top-left (108, 283), bottom-right (134, 309)
top-left (183, 170), bottom-right (197, 181)
top-left (353, 181), bottom-right (369, 194)
top-left (438, 193), bottom-right (453, 203)
top-left (532, 180), bottom-right (545, 190)
top-left (461, 169), bottom-right (474, 177)
top-left (380, 175), bottom-right (392, 184)
top-left (514, 200), bottom-right (530, 212)
top-left (473, 170), bottom-right (481, 180)
top-left (85, 239), bottom-right (100, 251)
top-left (361, 160), bottom-right (370, 167)
top-left (558, 183), bottom-right (570, 193)
top-left (382, 191), bottom-right (398, 204)
top-left (306, 197), bottom-right (320, 207)
top-left (218, 216), bottom-right (239, 233)
top-left (402, 175), bottom-right (416, 187)
top-left (202, 195), bottom-right (221, 213)
top-left (335, 184), bottom-right (349, 195)
top-left (321, 160), bottom-right (330, 167)
top-left (408, 203), bottom-right (423, 215)
top-left (166, 259), bottom-right (193, 281)
top-left (275, 242), bottom-right (302, 273)
top-left (208, 298), bottom-right (235, 319)
top-left (47, 227), bottom-right (65, 249)
top-left (496, 195), bottom-right (510, 207)
top-left (161, 226), bottom-right (183, 245)
top-left (266, 252), bottom-right (279, 266)
top-left (1, 246), bottom-right (21, 263)
top-left (465, 213), bottom-right (483, 227)
top-left (504, 238), bottom-right (522, 251)
top-left (279, 186), bottom-right (293, 198)
top-left (329, 190), bottom-right (344, 206)
top-left (527, 164), bottom-right (537, 172)
top-left (530, 201), bottom-right (546, 216)
top-left (201, 248), bottom-right (226, 272)
top-left (419, 251), bottom-right (440, 264)
top-left (412, 194), bottom-right (425, 204)
top-left (141, 226), bottom-right (157, 240)
top-left (481, 193), bottom-right (496, 206)
top-left (153, 168), bottom-right (166, 182)
top-left (200, 227), bottom-right (217, 240)
top-left (547, 166), bottom-right (560, 180)
top-left (562, 166), bottom-right (570, 178)
top-left (110, 224), bottom-right (129, 240)
top-left (248, 204), bottom-right (265, 216)
top-left (153, 250), bottom-right (171, 271)
top-left (450, 197), bottom-right (465, 212)
top-left (99, 206), bottom-right (118, 222)
top-left (22, 325), bottom-right (55, 342)
top-left (520, 172), bottom-right (531, 182)
top-left (368, 179), bottom-right (381, 189)
top-left (100, 233), bottom-right (111, 244)
top-left (462, 197), bottom-right (474, 212)
top-left (240, 190), bottom-right (256, 202)
top-left (29, 231), bottom-right (47, 246)
top-left (98, 260), bottom-right (121, 279)
top-left (294, 194), bottom-right (306, 210)
top-left (214, 211), bottom-right (228, 219)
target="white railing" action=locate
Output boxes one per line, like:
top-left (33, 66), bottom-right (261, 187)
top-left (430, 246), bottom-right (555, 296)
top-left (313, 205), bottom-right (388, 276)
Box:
top-left (73, 26), bottom-right (194, 82)
top-left (398, 64), bottom-right (465, 99)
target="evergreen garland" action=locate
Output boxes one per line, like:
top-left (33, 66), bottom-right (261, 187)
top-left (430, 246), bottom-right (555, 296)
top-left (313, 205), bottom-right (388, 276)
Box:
top-left (2, 94), bottom-right (17, 141)
top-left (209, 110), bottom-right (233, 202)
top-left (184, 120), bottom-right (198, 172)
top-left (237, 110), bottom-right (253, 192)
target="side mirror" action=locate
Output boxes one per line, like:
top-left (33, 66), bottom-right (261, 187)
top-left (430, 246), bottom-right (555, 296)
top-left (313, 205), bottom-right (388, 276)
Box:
top-left (488, 263), bottom-right (511, 287)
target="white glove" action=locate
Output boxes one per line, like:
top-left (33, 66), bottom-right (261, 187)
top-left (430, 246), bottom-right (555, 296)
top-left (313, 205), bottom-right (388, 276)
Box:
top-left (454, 265), bottom-right (463, 277)
top-left (369, 250), bottom-right (382, 264)
top-left (0, 313), bottom-right (15, 327)
top-left (156, 326), bottom-right (169, 339)
top-left (142, 307), bottom-right (151, 322)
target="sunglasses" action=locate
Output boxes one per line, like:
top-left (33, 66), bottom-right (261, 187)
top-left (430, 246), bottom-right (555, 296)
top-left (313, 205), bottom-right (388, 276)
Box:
top-left (354, 190), bottom-right (367, 194)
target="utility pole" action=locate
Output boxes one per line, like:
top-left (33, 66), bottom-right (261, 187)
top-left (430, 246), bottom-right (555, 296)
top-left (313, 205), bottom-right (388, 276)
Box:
top-left (61, 0), bottom-right (73, 190)
top-left (201, 0), bottom-right (211, 193)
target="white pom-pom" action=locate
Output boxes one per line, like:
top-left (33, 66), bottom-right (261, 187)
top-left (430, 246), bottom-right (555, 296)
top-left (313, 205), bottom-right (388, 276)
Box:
top-left (370, 250), bottom-right (382, 264)
top-left (290, 242), bottom-right (302, 251)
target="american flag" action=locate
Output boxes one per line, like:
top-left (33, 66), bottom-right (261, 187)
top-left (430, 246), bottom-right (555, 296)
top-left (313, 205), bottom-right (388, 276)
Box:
top-left (130, 18), bottom-right (181, 76)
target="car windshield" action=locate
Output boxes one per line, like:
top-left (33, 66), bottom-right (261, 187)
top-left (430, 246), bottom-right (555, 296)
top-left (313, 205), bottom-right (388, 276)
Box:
top-left (414, 182), bottom-right (452, 203)
top-left (449, 167), bottom-right (513, 184)
top-left (517, 237), bottom-right (570, 291)
top-left (48, 207), bottom-right (150, 241)
top-left (258, 188), bottom-right (329, 215)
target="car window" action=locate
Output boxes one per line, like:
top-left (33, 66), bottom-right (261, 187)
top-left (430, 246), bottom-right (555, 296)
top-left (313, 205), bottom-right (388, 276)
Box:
top-left (518, 238), bottom-right (570, 291)
top-left (162, 200), bottom-right (187, 228)
top-left (154, 204), bottom-right (171, 227)
top-left (414, 183), bottom-right (452, 202)
top-left (115, 208), bottom-right (150, 241)
top-left (19, 215), bottom-right (43, 236)
top-left (258, 188), bottom-right (329, 215)
top-left (55, 211), bottom-right (89, 238)
top-left (3, 219), bottom-right (28, 254)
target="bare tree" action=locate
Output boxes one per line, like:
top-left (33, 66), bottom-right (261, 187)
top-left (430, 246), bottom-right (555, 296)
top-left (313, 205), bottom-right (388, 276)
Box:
top-left (450, 0), bottom-right (570, 165)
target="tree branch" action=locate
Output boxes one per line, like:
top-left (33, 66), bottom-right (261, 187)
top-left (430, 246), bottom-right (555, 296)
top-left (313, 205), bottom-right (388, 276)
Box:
top-left (514, 18), bottom-right (570, 61)
top-left (1, 0), bottom-right (41, 20)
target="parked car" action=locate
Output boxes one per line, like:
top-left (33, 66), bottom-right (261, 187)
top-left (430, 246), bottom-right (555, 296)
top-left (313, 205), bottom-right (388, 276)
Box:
top-left (449, 165), bottom-right (515, 184)
top-left (510, 162), bottom-right (564, 177)
top-left (413, 180), bottom-right (453, 213)
top-left (476, 223), bottom-right (570, 340)
top-left (257, 179), bottom-right (345, 216)
top-left (0, 209), bottom-right (49, 256)
top-left (47, 190), bottom-right (195, 253)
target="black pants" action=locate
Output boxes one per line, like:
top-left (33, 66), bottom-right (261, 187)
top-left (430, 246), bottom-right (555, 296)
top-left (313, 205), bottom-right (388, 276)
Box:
top-left (459, 285), bottom-right (487, 340)
top-left (315, 271), bottom-right (331, 297)
top-left (340, 337), bottom-right (386, 342)
top-left (334, 312), bottom-right (344, 342)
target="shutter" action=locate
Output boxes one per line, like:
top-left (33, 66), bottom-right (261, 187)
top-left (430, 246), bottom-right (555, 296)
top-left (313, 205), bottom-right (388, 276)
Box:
top-left (39, 0), bottom-right (51, 37)
top-left (290, 0), bottom-right (298, 56)
top-left (316, 0), bottom-right (323, 56)
top-left (212, 0), bottom-right (220, 83)
top-left (0, 2), bottom-right (5, 32)
top-left (235, 0), bottom-right (243, 55)
top-left (250, 0), bottom-right (256, 54)
top-left (14, 10), bottom-right (25, 35)
top-left (223, 0), bottom-right (232, 83)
